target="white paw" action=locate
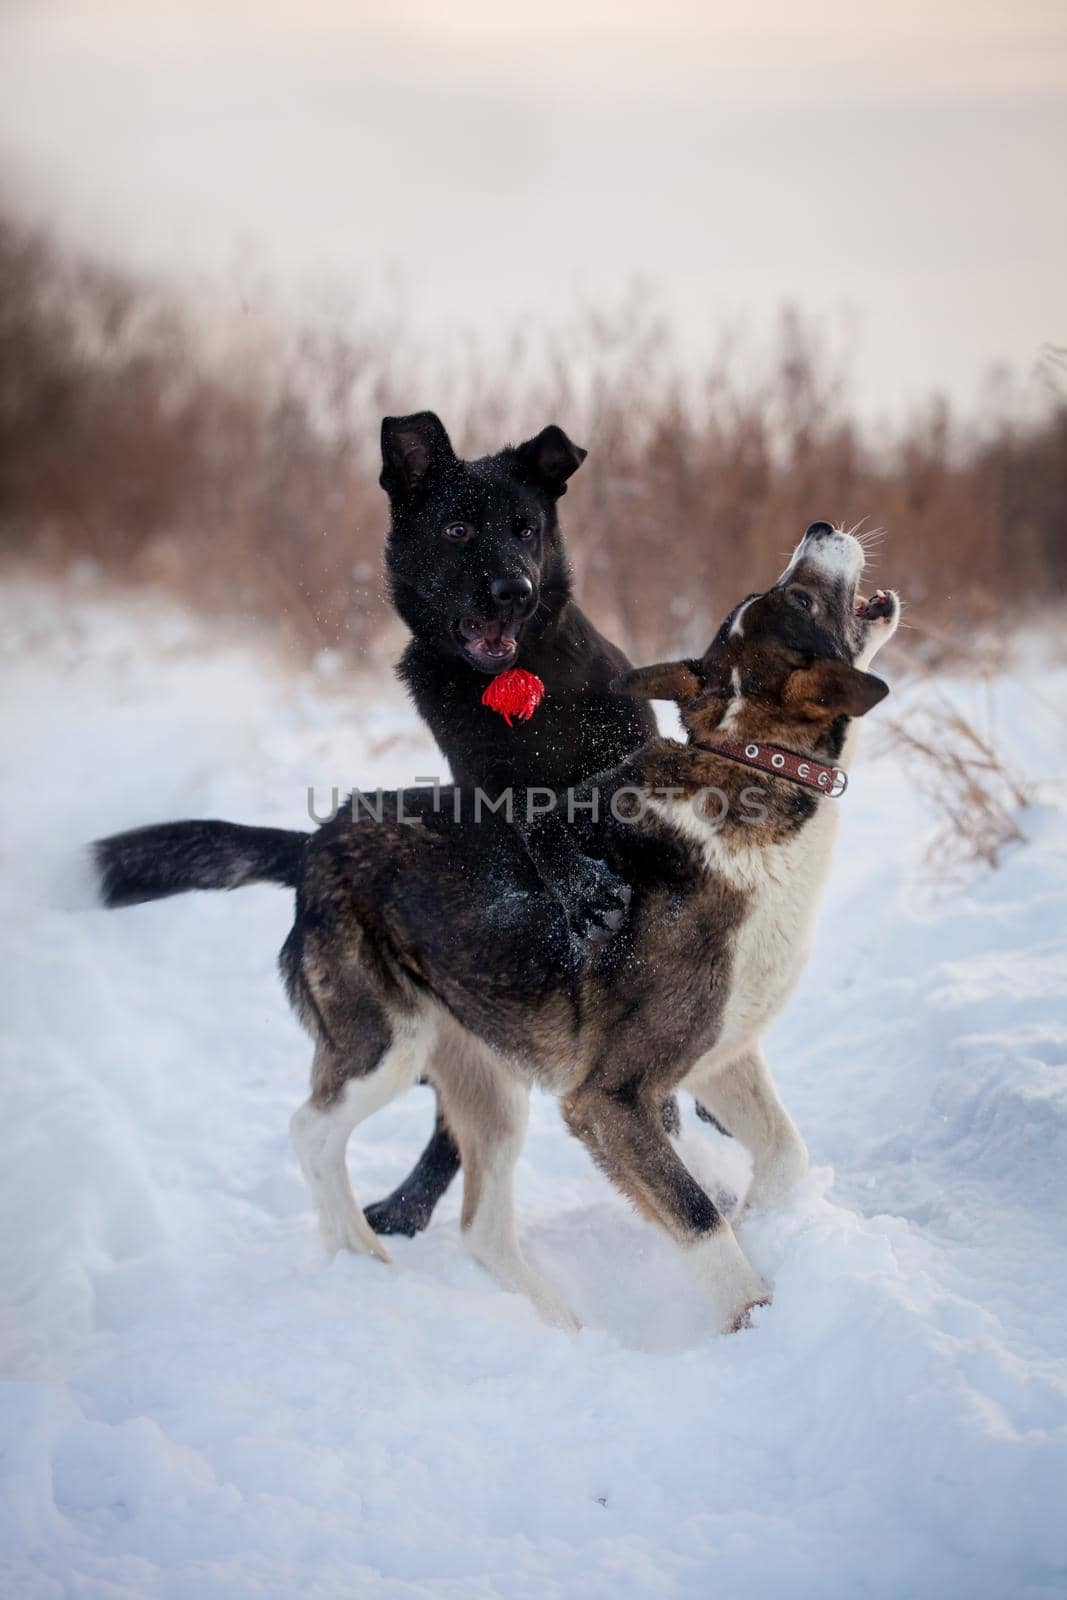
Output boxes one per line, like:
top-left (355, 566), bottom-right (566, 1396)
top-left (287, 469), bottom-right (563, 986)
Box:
top-left (320, 1210), bottom-right (393, 1266)
top-left (715, 1262), bottom-right (771, 1335)
top-left (687, 1226), bottom-right (771, 1335)
top-left (530, 1282), bottom-right (582, 1333)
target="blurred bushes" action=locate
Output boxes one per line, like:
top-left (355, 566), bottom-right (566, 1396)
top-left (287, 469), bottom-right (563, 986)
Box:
top-left (1, 214), bottom-right (1064, 662)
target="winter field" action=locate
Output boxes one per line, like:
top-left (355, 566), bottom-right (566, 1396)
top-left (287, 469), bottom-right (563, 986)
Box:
top-left (2, 576), bottom-right (1066, 1600)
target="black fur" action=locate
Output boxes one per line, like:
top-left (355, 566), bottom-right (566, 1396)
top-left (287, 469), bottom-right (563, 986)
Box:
top-left (366, 412), bottom-right (665, 1235)
top-left (95, 820), bottom-right (309, 908)
top-left (382, 412), bottom-right (656, 939)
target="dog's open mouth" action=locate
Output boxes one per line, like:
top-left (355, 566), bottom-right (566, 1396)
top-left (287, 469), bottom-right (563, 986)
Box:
top-left (854, 590), bottom-right (895, 622)
top-left (456, 617), bottom-right (522, 672)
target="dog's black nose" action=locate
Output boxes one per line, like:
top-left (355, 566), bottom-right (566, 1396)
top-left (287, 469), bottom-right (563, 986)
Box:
top-left (804, 521), bottom-right (835, 540)
top-left (490, 576), bottom-right (534, 613)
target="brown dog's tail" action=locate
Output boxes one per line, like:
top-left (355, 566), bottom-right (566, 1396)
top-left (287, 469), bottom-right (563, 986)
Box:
top-left (94, 819), bottom-right (310, 908)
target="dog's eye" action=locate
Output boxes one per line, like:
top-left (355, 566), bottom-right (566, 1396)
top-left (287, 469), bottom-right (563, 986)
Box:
top-left (516, 526), bottom-right (537, 542)
top-left (442, 522), bottom-right (471, 543)
top-left (789, 588), bottom-right (814, 612)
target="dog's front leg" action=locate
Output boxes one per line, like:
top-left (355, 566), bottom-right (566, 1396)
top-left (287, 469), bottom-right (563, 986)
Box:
top-left (562, 1079), bottom-right (768, 1333)
top-left (693, 1045), bottom-right (809, 1210)
top-left (517, 806), bottom-right (631, 942)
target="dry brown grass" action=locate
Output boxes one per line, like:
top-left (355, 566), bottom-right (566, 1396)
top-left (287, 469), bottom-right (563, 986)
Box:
top-left (883, 700), bottom-right (1031, 876)
top-left (2, 213), bottom-right (1065, 664)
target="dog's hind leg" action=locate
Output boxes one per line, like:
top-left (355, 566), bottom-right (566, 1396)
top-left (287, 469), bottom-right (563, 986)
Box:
top-left (691, 1045), bottom-right (808, 1210)
top-left (291, 1014), bottom-right (434, 1266)
top-left (363, 1092), bottom-right (462, 1238)
top-left (431, 1034), bottom-right (578, 1330)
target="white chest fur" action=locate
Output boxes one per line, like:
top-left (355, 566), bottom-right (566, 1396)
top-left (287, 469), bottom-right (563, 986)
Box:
top-left (649, 793), bottom-right (840, 1081)
top-left (716, 801), bottom-right (838, 1056)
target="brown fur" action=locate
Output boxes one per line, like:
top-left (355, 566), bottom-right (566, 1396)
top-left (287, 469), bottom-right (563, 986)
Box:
top-left (273, 526), bottom-right (900, 1329)
top-left (283, 533), bottom-right (895, 1285)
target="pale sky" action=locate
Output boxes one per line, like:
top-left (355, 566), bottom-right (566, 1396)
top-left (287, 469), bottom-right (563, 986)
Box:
top-left (1, 0), bottom-right (1064, 418)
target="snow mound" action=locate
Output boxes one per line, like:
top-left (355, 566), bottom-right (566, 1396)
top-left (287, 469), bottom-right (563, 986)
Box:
top-left (1, 580), bottom-right (1065, 1599)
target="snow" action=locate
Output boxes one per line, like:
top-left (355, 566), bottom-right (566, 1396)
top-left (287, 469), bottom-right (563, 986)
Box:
top-left (1, 578), bottom-right (1066, 1600)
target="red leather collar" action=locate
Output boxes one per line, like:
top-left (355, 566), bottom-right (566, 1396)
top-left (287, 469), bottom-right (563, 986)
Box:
top-left (695, 737), bottom-right (848, 798)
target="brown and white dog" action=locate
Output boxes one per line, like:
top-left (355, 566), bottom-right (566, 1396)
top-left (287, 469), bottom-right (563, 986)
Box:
top-left (275, 522), bottom-right (900, 1333)
top-left (95, 522), bottom-right (899, 1332)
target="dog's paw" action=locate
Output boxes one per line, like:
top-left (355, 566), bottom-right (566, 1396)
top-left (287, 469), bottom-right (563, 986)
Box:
top-left (320, 1209), bottom-right (393, 1265)
top-left (725, 1292), bottom-right (772, 1334)
top-left (534, 1287), bottom-right (583, 1334)
top-left (364, 1192), bottom-right (435, 1238)
top-left (687, 1227), bottom-right (770, 1335)
top-left (561, 856), bottom-right (633, 942)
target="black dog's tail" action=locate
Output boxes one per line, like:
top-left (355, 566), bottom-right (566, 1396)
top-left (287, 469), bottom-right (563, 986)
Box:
top-left (94, 819), bottom-right (311, 908)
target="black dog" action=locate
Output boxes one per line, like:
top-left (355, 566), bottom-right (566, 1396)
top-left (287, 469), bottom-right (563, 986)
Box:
top-left (381, 412), bottom-right (651, 929)
top-left (364, 412), bottom-right (662, 1234)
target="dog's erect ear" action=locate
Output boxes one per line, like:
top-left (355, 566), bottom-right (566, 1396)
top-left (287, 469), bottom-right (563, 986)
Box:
top-left (613, 659), bottom-right (703, 703)
top-left (513, 425), bottom-right (587, 498)
top-left (785, 660), bottom-right (889, 719)
top-left (380, 412), bottom-right (455, 498)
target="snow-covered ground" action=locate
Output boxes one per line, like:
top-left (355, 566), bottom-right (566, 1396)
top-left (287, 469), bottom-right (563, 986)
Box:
top-left (2, 578), bottom-right (1066, 1600)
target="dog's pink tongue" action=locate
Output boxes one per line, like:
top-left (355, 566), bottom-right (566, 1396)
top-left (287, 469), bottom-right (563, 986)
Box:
top-left (481, 669), bottom-right (545, 727)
